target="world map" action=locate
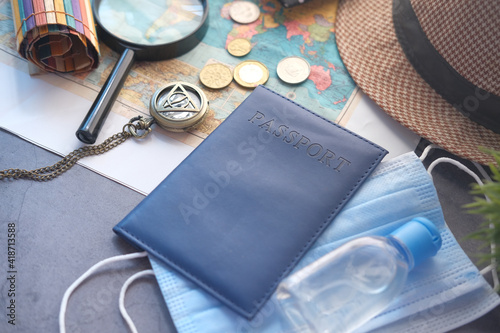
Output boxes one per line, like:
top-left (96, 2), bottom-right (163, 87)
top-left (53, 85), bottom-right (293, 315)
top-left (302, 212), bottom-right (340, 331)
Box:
top-left (0, 0), bottom-right (356, 145)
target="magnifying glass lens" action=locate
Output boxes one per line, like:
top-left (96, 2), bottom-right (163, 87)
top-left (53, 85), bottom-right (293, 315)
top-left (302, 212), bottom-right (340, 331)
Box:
top-left (98, 0), bottom-right (205, 45)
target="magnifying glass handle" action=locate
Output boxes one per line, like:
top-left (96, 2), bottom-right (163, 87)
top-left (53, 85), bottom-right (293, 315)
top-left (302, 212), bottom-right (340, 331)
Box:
top-left (76, 48), bottom-right (136, 144)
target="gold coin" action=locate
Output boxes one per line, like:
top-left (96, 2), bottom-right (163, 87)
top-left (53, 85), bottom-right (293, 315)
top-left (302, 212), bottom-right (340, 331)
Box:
top-left (199, 63), bottom-right (233, 89)
top-left (233, 60), bottom-right (269, 88)
top-left (227, 38), bottom-right (252, 57)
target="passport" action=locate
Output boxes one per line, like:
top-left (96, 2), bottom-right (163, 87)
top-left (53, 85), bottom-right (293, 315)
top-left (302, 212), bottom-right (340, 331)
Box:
top-left (113, 85), bottom-right (387, 319)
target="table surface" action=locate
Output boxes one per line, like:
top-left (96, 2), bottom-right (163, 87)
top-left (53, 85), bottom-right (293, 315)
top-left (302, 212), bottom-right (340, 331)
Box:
top-left (1, 128), bottom-right (499, 332)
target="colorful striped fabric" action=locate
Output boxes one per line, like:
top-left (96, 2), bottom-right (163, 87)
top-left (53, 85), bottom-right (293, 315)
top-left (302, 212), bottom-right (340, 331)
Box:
top-left (10, 0), bottom-right (99, 73)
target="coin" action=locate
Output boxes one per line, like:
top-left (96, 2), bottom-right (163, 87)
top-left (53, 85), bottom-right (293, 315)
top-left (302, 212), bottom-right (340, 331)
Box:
top-left (199, 63), bottom-right (233, 89)
top-left (227, 38), bottom-right (252, 57)
top-left (229, 1), bottom-right (261, 24)
top-left (233, 60), bottom-right (269, 88)
top-left (276, 56), bottom-right (311, 84)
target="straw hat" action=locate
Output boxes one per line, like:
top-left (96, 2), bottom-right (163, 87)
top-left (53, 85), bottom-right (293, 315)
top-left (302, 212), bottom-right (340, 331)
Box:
top-left (335, 0), bottom-right (500, 165)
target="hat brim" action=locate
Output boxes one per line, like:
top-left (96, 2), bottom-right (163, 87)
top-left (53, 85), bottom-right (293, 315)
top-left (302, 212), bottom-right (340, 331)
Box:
top-left (335, 0), bottom-right (500, 165)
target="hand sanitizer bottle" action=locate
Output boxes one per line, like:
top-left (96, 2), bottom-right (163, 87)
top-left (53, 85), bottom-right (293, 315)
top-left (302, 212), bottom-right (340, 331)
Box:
top-left (275, 217), bottom-right (442, 333)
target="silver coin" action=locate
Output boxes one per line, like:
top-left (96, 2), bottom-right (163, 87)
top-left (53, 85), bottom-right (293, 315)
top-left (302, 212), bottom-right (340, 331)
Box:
top-left (229, 1), bottom-right (261, 24)
top-left (276, 56), bottom-right (311, 84)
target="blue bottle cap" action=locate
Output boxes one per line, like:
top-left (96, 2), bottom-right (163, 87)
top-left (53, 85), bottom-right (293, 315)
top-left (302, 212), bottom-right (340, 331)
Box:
top-left (390, 217), bottom-right (442, 270)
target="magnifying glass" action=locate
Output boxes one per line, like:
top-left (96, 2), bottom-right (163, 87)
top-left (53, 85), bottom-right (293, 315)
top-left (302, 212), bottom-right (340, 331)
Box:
top-left (76, 0), bottom-right (209, 144)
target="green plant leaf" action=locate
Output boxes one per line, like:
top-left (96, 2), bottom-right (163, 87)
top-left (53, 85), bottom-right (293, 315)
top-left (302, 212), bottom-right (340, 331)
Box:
top-left (465, 148), bottom-right (500, 280)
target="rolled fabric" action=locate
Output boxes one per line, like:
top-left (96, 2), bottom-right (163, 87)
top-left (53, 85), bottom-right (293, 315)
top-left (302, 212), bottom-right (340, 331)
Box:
top-left (11, 0), bottom-right (99, 73)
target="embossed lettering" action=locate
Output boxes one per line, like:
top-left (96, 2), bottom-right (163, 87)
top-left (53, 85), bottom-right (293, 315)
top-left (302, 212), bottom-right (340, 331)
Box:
top-left (293, 135), bottom-right (311, 149)
top-left (273, 125), bottom-right (289, 138)
top-left (307, 143), bottom-right (323, 157)
top-left (248, 110), bottom-right (351, 172)
top-left (318, 149), bottom-right (336, 167)
top-left (248, 111), bottom-right (265, 123)
top-left (334, 157), bottom-right (351, 172)
top-left (283, 131), bottom-right (299, 144)
top-left (259, 119), bottom-right (275, 132)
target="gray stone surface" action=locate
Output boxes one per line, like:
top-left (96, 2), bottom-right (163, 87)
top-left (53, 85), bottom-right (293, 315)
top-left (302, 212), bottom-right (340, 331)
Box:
top-left (1, 129), bottom-right (499, 332)
top-left (0, 129), bottom-right (176, 332)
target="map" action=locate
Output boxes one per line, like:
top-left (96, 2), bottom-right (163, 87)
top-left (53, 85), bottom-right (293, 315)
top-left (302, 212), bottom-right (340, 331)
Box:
top-left (0, 0), bottom-right (357, 147)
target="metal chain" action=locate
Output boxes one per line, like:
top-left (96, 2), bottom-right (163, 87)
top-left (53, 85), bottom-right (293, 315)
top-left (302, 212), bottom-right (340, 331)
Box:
top-left (0, 116), bottom-right (154, 181)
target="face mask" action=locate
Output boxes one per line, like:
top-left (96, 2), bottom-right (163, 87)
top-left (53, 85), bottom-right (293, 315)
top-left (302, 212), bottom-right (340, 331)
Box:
top-left (149, 152), bottom-right (500, 333)
top-left (59, 151), bottom-right (500, 333)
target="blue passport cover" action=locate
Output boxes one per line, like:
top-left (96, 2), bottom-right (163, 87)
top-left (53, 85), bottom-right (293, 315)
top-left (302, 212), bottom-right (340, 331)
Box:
top-left (114, 85), bottom-right (387, 319)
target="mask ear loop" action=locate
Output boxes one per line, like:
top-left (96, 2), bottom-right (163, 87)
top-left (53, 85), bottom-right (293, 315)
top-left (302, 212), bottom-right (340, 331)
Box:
top-left (418, 143), bottom-right (441, 162)
top-left (59, 251), bottom-right (148, 333)
top-left (119, 269), bottom-right (155, 333)
top-left (420, 144), bottom-right (499, 292)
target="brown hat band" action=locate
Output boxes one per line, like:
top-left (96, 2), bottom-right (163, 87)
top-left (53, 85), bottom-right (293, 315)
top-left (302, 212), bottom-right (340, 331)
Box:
top-left (393, 0), bottom-right (500, 134)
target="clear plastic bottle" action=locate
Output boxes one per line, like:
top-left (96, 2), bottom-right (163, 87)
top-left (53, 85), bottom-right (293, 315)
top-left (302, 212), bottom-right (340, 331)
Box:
top-left (275, 217), bottom-right (442, 333)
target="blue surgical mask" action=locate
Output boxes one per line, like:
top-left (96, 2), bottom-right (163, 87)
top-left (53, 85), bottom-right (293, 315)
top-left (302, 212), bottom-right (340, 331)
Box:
top-left (58, 151), bottom-right (499, 332)
top-left (149, 152), bottom-right (500, 333)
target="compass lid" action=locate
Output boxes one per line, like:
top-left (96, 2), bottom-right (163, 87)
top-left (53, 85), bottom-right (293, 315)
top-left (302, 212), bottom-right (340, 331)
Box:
top-left (150, 82), bottom-right (209, 132)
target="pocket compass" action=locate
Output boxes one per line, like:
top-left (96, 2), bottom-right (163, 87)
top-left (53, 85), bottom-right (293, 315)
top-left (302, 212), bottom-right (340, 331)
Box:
top-left (128, 82), bottom-right (209, 137)
top-left (0, 82), bottom-right (209, 181)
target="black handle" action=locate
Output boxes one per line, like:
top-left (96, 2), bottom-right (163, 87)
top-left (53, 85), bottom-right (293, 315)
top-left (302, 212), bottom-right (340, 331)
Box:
top-left (76, 48), bottom-right (135, 144)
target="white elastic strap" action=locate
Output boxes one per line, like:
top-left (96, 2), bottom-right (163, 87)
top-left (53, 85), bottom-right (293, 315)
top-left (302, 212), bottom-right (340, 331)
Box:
top-left (119, 269), bottom-right (156, 333)
top-left (419, 143), bottom-right (441, 162)
top-left (59, 251), bottom-right (148, 333)
top-left (427, 157), bottom-right (484, 186)
top-left (472, 161), bottom-right (493, 183)
top-left (425, 155), bottom-right (499, 291)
